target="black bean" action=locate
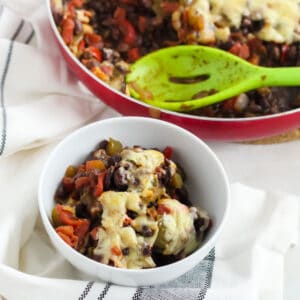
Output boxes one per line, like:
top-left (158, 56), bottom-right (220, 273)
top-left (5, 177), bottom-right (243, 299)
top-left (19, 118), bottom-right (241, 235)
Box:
top-left (74, 19), bottom-right (83, 35)
top-left (98, 139), bottom-right (108, 150)
top-left (122, 248), bottom-right (130, 256)
top-left (252, 19), bottom-right (265, 32)
top-left (108, 259), bottom-right (115, 266)
top-left (52, 11), bottom-right (63, 26)
top-left (104, 167), bottom-right (114, 190)
top-left (286, 45), bottom-right (297, 64)
top-left (75, 203), bottom-right (89, 219)
top-left (142, 245), bottom-right (152, 256)
top-left (174, 187), bottom-right (192, 206)
top-left (111, 27), bottom-right (121, 41)
top-left (92, 149), bottom-right (109, 163)
top-left (55, 182), bottom-right (68, 200)
top-left (127, 210), bottom-right (138, 219)
top-left (85, 59), bottom-right (101, 70)
top-left (194, 217), bottom-right (205, 233)
top-left (152, 252), bottom-right (176, 266)
top-left (141, 225), bottom-right (154, 237)
top-left (140, 0), bottom-right (153, 9)
top-left (107, 155), bottom-right (122, 167)
top-left (113, 167), bottom-right (128, 191)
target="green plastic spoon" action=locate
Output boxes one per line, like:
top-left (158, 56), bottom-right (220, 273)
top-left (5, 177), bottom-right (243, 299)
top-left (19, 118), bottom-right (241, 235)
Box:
top-left (126, 45), bottom-right (300, 112)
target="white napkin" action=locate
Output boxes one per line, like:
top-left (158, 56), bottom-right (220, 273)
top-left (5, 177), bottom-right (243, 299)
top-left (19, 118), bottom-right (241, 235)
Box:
top-left (0, 2), bottom-right (298, 300)
top-left (0, 0), bottom-right (118, 158)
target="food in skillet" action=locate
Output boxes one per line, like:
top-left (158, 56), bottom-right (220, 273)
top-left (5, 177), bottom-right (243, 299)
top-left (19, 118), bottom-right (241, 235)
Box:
top-left (52, 138), bottom-right (210, 269)
top-left (51, 0), bottom-right (300, 118)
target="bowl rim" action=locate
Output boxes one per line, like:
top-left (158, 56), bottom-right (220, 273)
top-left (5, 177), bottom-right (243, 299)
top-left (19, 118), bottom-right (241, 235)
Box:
top-left (38, 116), bottom-right (230, 275)
top-left (46, 0), bottom-right (300, 123)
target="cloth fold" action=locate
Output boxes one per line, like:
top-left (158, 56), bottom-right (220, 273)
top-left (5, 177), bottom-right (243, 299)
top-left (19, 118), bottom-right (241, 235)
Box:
top-left (0, 1), bottom-right (115, 158)
top-left (0, 2), bottom-right (298, 300)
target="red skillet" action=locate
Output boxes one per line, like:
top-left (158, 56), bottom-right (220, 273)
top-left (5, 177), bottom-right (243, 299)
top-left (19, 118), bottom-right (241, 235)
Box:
top-left (46, 0), bottom-right (300, 142)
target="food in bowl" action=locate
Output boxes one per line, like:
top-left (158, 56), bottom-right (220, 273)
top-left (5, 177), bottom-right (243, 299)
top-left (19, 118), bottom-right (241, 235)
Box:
top-left (39, 117), bottom-right (229, 285)
top-left (52, 137), bottom-right (211, 269)
top-left (51, 0), bottom-right (300, 118)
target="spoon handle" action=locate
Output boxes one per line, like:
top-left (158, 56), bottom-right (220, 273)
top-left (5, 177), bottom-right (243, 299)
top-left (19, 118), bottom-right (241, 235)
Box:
top-left (261, 66), bottom-right (300, 87)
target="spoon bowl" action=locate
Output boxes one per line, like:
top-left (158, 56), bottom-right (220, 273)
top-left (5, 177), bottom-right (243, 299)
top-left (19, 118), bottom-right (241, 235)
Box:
top-left (126, 45), bottom-right (300, 112)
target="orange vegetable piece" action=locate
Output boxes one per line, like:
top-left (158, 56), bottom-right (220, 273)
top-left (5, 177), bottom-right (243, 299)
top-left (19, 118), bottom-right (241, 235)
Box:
top-left (94, 172), bottom-right (106, 197)
top-left (123, 217), bottom-right (132, 226)
top-left (85, 33), bottom-right (102, 47)
top-left (75, 176), bottom-right (89, 189)
top-left (72, 0), bottom-right (83, 8)
top-left (56, 225), bottom-right (79, 248)
top-left (86, 160), bottom-right (105, 171)
top-left (63, 176), bottom-right (74, 192)
top-left (92, 67), bottom-right (110, 82)
top-left (55, 204), bottom-right (78, 226)
top-left (61, 17), bottom-right (75, 45)
top-left (147, 207), bottom-right (158, 220)
top-left (78, 39), bottom-right (85, 53)
top-left (229, 42), bottom-right (250, 60)
top-left (111, 246), bottom-right (122, 256)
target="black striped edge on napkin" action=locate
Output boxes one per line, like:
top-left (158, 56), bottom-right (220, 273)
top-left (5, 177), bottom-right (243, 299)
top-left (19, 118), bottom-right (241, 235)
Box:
top-left (0, 6), bottom-right (36, 156)
top-left (77, 248), bottom-right (215, 300)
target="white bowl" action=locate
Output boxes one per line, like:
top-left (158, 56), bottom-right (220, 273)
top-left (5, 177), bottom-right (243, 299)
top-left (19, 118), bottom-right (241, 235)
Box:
top-left (38, 117), bottom-right (230, 286)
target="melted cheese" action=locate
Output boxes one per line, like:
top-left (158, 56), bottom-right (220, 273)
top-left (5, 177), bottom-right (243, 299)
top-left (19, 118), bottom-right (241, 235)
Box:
top-left (155, 198), bottom-right (198, 256)
top-left (93, 191), bottom-right (158, 269)
top-left (90, 148), bottom-right (204, 268)
top-left (120, 149), bottom-right (166, 202)
top-left (176, 0), bottom-right (300, 43)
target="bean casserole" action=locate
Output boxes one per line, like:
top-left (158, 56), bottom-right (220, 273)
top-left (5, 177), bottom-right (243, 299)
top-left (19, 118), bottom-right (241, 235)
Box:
top-left (51, 0), bottom-right (300, 118)
top-left (52, 138), bottom-right (210, 268)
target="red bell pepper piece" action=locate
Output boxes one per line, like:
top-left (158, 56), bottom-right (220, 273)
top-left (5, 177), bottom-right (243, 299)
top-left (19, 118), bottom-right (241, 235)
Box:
top-left (55, 205), bottom-right (79, 226)
top-left (86, 46), bottom-right (102, 61)
top-left (72, 0), bottom-right (83, 8)
top-left (223, 98), bottom-right (236, 111)
top-left (78, 39), bottom-right (85, 52)
top-left (63, 176), bottom-right (74, 192)
top-left (61, 17), bottom-right (75, 45)
top-left (128, 48), bottom-right (140, 62)
top-left (56, 225), bottom-right (79, 248)
top-left (75, 176), bottom-right (89, 189)
top-left (280, 44), bottom-right (289, 64)
top-left (163, 146), bottom-right (173, 159)
top-left (94, 172), bottom-right (106, 197)
top-left (114, 7), bottom-right (126, 20)
top-left (84, 33), bottom-right (103, 47)
top-left (74, 219), bottom-right (90, 246)
top-left (67, 2), bottom-right (75, 17)
top-left (138, 16), bottom-right (147, 33)
top-left (157, 204), bottom-right (171, 215)
top-left (160, 1), bottom-right (180, 15)
top-left (229, 42), bottom-right (250, 60)
top-left (117, 19), bottom-right (137, 46)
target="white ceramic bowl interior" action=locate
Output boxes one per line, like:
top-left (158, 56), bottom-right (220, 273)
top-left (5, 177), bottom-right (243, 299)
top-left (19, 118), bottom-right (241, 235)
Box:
top-left (38, 117), bottom-right (230, 286)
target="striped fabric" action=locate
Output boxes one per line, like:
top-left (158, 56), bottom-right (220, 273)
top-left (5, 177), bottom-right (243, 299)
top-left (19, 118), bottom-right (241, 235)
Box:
top-left (0, 3), bottom-right (106, 158)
